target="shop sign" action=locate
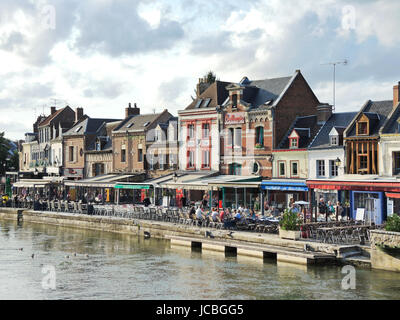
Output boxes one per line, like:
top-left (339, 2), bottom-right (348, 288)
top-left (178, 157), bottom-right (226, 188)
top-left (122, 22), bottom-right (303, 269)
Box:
top-left (225, 112), bottom-right (245, 124)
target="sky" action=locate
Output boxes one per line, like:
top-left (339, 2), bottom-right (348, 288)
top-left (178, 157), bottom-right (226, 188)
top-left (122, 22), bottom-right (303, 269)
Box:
top-left (0, 0), bottom-right (399, 140)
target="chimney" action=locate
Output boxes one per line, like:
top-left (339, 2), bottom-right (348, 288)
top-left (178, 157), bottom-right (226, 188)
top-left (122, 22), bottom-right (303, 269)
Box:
top-left (317, 104), bottom-right (333, 125)
top-left (125, 102), bottom-right (140, 118)
top-left (394, 82), bottom-right (400, 108)
top-left (196, 78), bottom-right (211, 97)
top-left (75, 107), bottom-right (84, 123)
top-left (50, 106), bottom-right (56, 114)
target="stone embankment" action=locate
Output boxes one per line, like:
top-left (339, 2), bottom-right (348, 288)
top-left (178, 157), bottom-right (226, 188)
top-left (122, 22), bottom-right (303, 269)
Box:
top-left (0, 208), bottom-right (370, 267)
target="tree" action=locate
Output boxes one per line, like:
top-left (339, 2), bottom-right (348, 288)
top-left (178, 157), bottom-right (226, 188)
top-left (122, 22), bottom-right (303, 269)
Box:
top-left (191, 71), bottom-right (218, 100)
top-left (0, 132), bottom-right (18, 175)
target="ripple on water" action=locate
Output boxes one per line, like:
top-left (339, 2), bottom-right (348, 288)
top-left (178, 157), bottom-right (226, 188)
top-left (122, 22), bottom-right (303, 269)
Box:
top-left (1, 219), bottom-right (400, 300)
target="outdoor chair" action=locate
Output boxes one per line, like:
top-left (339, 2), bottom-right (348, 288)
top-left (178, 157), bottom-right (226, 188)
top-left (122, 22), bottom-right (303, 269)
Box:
top-left (149, 208), bottom-right (157, 220)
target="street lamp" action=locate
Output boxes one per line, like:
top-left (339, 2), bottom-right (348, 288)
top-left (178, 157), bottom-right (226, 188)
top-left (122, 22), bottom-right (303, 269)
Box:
top-left (335, 157), bottom-right (342, 167)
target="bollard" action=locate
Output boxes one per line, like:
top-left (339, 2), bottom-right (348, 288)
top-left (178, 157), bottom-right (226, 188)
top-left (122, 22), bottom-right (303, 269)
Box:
top-left (17, 209), bottom-right (23, 222)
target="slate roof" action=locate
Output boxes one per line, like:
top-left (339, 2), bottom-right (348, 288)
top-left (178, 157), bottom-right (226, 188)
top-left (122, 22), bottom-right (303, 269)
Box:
top-left (276, 115), bottom-right (321, 149)
top-left (244, 76), bottom-right (293, 108)
top-left (346, 100), bottom-right (394, 138)
top-left (64, 118), bottom-right (120, 136)
top-left (381, 102), bottom-right (400, 134)
top-left (185, 81), bottom-right (231, 110)
top-left (38, 106), bottom-right (70, 127)
top-left (308, 112), bottom-right (357, 150)
top-left (113, 112), bottom-right (165, 133)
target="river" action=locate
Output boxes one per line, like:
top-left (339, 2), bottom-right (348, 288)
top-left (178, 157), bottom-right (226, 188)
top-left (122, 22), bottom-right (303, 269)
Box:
top-left (1, 219), bottom-right (400, 300)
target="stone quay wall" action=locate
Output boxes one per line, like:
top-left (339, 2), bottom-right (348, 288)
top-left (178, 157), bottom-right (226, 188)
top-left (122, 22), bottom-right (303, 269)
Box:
top-left (370, 229), bottom-right (400, 272)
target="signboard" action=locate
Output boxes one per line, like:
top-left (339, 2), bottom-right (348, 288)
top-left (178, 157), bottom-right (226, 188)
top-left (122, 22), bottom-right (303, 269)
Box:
top-left (225, 112), bottom-right (245, 125)
top-left (387, 199), bottom-right (394, 217)
top-left (115, 184), bottom-right (150, 189)
top-left (63, 168), bottom-right (84, 178)
top-left (356, 208), bottom-right (365, 221)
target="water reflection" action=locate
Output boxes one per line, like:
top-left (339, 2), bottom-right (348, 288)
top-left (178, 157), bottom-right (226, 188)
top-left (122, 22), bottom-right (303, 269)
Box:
top-left (1, 219), bottom-right (400, 300)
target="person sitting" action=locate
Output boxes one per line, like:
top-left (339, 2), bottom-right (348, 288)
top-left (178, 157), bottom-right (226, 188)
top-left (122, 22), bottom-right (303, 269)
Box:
top-left (195, 206), bottom-right (204, 223)
top-left (248, 209), bottom-right (257, 220)
top-left (211, 207), bottom-right (219, 222)
top-left (234, 210), bottom-right (242, 222)
top-left (143, 197), bottom-right (151, 207)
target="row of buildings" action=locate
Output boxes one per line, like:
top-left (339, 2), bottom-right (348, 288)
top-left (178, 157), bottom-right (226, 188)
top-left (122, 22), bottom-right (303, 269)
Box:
top-left (16, 70), bottom-right (400, 224)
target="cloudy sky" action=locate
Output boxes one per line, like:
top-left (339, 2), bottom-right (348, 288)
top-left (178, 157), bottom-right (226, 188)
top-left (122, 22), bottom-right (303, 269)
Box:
top-left (1, 0), bottom-right (399, 140)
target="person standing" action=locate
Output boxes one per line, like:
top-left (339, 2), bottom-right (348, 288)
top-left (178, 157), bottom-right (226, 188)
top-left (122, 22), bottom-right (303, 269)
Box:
top-left (318, 197), bottom-right (327, 221)
top-left (336, 201), bottom-right (344, 221)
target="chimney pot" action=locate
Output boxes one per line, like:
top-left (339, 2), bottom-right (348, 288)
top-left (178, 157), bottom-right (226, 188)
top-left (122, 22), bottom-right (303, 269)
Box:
top-left (317, 104), bottom-right (333, 124)
top-left (75, 107), bottom-right (84, 123)
top-left (128, 102), bottom-right (131, 108)
top-left (125, 103), bottom-right (140, 118)
top-left (394, 82), bottom-right (400, 108)
top-left (51, 106), bottom-right (56, 114)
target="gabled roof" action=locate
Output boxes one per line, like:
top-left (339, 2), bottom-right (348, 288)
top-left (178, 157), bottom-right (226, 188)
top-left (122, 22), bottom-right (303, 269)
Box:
top-left (276, 115), bottom-right (321, 149)
top-left (222, 71), bottom-right (301, 111)
top-left (184, 81), bottom-right (231, 111)
top-left (345, 100), bottom-right (394, 138)
top-left (64, 118), bottom-right (120, 136)
top-left (309, 112), bottom-right (357, 149)
top-left (113, 110), bottom-right (170, 133)
top-left (38, 106), bottom-right (72, 127)
top-left (380, 102), bottom-right (400, 134)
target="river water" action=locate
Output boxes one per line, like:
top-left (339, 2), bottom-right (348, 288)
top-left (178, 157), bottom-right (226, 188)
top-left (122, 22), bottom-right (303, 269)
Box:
top-left (1, 219), bottom-right (400, 300)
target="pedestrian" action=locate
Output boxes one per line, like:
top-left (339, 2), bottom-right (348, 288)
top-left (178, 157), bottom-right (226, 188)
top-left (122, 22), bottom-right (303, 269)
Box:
top-left (336, 201), bottom-right (344, 221)
top-left (318, 197), bottom-right (327, 221)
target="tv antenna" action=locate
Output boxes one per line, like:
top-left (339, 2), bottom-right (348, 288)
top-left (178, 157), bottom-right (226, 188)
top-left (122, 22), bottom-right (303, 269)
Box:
top-left (321, 59), bottom-right (348, 111)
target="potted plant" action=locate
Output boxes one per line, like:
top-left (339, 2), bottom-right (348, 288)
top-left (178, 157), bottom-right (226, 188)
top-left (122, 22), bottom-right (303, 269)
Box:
top-left (255, 143), bottom-right (263, 149)
top-left (279, 208), bottom-right (302, 240)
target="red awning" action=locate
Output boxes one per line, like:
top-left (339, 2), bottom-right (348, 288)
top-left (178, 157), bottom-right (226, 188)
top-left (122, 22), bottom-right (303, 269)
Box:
top-left (307, 180), bottom-right (400, 192)
top-left (386, 192), bottom-right (400, 199)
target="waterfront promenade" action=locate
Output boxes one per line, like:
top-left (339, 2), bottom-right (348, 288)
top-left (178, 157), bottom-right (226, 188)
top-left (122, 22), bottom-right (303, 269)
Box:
top-left (0, 207), bottom-right (370, 268)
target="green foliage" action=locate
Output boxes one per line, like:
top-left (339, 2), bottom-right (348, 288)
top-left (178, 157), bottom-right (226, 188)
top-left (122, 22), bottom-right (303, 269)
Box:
top-left (205, 71), bottom-right (217, 84)
top-left (279, 208), bottom-right (302, 231)
top-left (386, 214), bottom-right (400, 232)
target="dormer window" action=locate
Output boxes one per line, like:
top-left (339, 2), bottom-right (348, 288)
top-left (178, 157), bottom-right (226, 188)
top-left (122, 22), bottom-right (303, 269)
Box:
top-left (288, 130), bottom-right (299, 149)
top-left (232, 94), bottom-right (238, 108)
top-left (330, 136), bottom-right (338, 146)
top-left (357, 122), bottom-right (368, 135)
top-left (290, 138), bottom-right (298, 148)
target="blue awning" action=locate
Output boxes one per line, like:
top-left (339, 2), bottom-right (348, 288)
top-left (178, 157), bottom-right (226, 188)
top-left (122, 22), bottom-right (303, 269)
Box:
top-left (261, 181), bottom-right (308, 192)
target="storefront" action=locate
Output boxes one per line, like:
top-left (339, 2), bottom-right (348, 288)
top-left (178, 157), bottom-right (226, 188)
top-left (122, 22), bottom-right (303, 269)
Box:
top-left (306, 178), bottom-right (400, 225)
top-left (261, 180), bottom-right (309, 211)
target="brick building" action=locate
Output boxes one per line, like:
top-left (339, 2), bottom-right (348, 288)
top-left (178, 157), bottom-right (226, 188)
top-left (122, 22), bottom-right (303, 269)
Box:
top-left (220, 70), bottom-right (320, 178)
top-left (63, 114), bottom-right (120, 180)
top-left (111, 104), bottom-right (173, 175)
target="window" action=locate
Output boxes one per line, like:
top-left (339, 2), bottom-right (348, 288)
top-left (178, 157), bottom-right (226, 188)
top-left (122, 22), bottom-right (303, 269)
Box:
top-left (202, 150), bottom-right (210, 168)
top-left (291, 161), bottom-right (299, 177)
top-left (278, 161), bottom-right (285, 177)
top-left (359, 156), bottom-right (368, 169)
top-left (394, 152), bottom-right (400, 175)
top-left (202, 123), bottom-right (210, 138)
top-left (232, 94), bottom-right (238, 108)
top-left (187, 150), bottom-right (195, 168)
top-left (121, 148), bottom-right (126, 163)
top-left (159, 154), bottom-right (165, 170)
top-left (138, 149), bottom-right (143, 162)
top-left (69, 146), bottom-right (74, 162)
top-left (329, 160), bottom-right (338, 177)
top-left (330, 136), bottom-right (338, 146)
top-left (251, 161), bottom-right (260, 174)
top-left (227, 128), bottom-right (234, 147)
top-left (255, 126), bottom-right (264, 146)
top-left (148, 154), bottom-right (154, 170)
top-left (317, 160), bottom-right (325, 177)
top-left (290, 138), bottom-right (298, 148)
top-left (229, 163), bottom-right (241, 175)
top-left (234, 128), bottom-right (242, 147)
top-left (188, 124), bottom-right (195, 140)
top-left (357, 122), bottom-right (368, 135)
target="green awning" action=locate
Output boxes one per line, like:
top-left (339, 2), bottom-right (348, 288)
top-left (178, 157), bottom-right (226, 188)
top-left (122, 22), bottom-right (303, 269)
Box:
top-left (115, 184), bottom-right (150, 189)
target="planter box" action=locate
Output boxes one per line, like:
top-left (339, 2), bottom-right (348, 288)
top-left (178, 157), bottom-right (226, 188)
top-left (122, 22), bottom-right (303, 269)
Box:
top-left (279, 227), bottom-right (301, 240)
